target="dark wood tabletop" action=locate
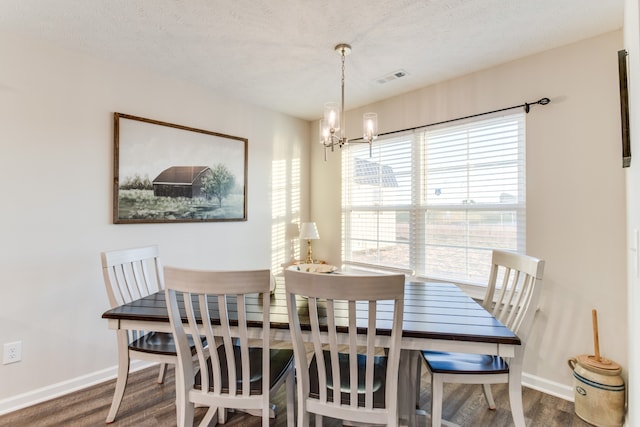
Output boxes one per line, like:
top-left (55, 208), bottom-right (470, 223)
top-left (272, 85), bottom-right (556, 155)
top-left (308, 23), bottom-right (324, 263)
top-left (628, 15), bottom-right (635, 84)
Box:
top-left (102, 281), bottom-right (520, 347)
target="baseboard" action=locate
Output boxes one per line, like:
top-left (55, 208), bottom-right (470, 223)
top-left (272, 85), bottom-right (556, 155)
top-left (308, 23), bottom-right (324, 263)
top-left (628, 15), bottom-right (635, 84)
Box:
top-left (522, 372), bottom-right (574, 402)
top-left (0, 360), bottom-right (153, 416)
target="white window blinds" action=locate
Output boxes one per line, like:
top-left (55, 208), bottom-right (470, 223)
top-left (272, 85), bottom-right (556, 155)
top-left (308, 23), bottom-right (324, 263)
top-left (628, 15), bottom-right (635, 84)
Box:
top-left (342, 113), bottom-right (525, 285)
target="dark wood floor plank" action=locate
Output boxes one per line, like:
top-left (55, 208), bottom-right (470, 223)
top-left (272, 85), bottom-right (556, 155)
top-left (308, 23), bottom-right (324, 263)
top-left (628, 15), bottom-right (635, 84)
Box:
top-left (0, 362), bottom-right (593, 427)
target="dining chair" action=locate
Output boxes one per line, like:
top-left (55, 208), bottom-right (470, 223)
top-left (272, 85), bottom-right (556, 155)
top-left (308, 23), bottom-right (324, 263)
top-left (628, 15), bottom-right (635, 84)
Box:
top-left (101, 245), bottom-right (200, 423)
top-left (420, 250), bottom-right (545, 427)
top-left (164, 266), bottom-right (295, 427)
top-left (284, 269), bottom-right (405, 427)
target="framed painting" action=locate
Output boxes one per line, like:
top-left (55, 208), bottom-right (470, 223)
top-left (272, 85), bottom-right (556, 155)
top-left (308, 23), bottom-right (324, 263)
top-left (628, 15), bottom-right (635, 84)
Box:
top-left (113, 113), bottom-right (248, 223)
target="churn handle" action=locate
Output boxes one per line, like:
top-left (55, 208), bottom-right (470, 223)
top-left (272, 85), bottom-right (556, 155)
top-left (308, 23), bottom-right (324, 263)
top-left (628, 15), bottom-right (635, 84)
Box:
top-left (567, 357), bottom-right (577, 371)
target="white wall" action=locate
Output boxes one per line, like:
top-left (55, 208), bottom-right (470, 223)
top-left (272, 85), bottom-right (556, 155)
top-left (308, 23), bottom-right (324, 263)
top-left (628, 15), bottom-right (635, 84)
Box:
top-left (311, 31), bottom-right (628, 400)
top-left (0, 32), bottom-right (309, 408)
top-left (624, 0), bottom-right (639, 425)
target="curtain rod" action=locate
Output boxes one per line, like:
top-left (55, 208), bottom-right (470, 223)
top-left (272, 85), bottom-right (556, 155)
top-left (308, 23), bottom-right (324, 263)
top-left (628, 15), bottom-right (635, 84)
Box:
top-left (350, 97), bottom-right (550, 142)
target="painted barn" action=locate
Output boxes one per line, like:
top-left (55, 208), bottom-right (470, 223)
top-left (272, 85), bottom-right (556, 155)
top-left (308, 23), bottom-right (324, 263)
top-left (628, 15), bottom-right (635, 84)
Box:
top-left (152, 166), bottom-right (212, 198)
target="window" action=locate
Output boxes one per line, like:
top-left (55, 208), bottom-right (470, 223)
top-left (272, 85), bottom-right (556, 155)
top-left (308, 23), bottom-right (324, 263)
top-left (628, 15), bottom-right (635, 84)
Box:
top-left (342, 113), bottom-right (525, 285)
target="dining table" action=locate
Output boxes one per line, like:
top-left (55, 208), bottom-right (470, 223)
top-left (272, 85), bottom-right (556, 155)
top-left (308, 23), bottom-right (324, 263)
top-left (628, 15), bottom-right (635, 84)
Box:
top-left (102, 279), bottom-right (521, 427)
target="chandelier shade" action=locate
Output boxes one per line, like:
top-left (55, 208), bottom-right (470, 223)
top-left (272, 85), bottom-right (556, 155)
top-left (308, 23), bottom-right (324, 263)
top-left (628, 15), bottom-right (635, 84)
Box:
top-left (323, 102), bottom-right (340, 132)
top-left (363, 112), bottom-right (378, 141)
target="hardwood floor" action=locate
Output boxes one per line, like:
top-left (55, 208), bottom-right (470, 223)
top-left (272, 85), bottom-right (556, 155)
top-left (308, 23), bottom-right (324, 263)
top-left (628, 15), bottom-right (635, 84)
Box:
top-left (0, 364), bottom-right (592, 426)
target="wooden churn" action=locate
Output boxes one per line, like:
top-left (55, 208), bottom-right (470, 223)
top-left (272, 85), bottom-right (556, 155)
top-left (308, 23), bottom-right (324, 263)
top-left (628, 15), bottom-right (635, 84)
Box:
top-left (567, 310), bottom-right (625, 426)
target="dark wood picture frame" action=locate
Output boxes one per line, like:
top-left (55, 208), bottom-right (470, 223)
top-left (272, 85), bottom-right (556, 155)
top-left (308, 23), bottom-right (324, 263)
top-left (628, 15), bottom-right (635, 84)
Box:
top-left (618, 49), bottom-right (631, 168)
top-left (113, 113), bottom-right (248, 224)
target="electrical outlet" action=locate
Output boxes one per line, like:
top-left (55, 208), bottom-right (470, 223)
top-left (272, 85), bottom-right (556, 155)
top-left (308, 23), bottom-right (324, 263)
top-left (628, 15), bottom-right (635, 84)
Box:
top-left (3, 341), bottom-right (22, 364)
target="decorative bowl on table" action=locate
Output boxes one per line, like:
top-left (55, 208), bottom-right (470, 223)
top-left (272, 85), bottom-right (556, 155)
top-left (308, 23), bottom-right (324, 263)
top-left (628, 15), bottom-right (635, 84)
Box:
top-left (288, 263), bottom-right (337, 274)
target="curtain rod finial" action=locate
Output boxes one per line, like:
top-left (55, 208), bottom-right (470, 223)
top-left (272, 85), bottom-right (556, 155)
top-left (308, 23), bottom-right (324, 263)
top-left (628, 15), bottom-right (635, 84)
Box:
top-left (525, 97), bottom-right (550, 113)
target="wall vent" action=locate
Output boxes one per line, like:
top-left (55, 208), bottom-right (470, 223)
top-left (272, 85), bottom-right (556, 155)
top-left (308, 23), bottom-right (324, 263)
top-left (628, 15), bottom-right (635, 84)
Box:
top-left (376, 69), bottom-right (409, 84)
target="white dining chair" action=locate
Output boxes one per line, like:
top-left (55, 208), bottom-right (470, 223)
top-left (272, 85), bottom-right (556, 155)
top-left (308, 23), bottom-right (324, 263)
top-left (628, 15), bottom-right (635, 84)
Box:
top-left (101, 245), bottom-right (201, 423)
top-left (420, 250), bottom-right (545, 427)
top-left (284, 269), bottom-right (405, 427)
top-left (164, 266), bottom-right (295, 427)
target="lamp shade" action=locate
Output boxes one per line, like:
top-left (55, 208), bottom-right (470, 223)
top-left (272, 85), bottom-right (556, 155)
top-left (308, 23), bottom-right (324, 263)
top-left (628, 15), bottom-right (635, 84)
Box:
top-left (299, 222), bottom-right (320, 240)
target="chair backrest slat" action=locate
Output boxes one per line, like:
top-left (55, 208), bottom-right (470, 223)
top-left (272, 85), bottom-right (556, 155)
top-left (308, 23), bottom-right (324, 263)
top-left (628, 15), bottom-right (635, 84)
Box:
top-left (285, 269), bottom-right (405, 426)
top-left (348, 300), bottom-right (358, 408)
top-left (365, 301), bottom-right (376, 409)
top-left (196, 293), bottom-right (215, 394)
top-left (237, 293), bottom-right (252, 397)
top-left (306, 296), bottom-right (325, 402)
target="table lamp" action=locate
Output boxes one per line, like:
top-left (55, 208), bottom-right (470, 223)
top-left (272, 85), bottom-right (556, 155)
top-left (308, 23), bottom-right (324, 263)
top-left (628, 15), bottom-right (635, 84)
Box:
top-left (299, 222), bottom-right (320, 264)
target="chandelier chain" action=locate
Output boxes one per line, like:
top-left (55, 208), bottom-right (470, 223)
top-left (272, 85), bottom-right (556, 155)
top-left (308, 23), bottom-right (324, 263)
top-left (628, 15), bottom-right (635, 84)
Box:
top-left (340, 48), bottom-right (346, 144)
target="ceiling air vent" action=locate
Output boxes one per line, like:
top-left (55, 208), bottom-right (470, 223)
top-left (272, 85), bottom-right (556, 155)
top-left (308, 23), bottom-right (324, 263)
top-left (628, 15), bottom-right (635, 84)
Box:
top-left (376, 69), bottom-right (409, 84)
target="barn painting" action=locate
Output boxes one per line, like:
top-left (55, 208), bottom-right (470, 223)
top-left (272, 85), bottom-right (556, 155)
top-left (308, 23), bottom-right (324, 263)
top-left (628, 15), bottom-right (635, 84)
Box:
top-left (113, 113), bottom-right (247, 224)
top-left (152, 166), bottom-right (212, 198)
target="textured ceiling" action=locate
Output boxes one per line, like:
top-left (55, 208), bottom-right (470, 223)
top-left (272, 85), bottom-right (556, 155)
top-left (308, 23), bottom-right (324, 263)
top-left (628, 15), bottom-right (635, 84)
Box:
top-left (0, 0), bottom-right (624, 121)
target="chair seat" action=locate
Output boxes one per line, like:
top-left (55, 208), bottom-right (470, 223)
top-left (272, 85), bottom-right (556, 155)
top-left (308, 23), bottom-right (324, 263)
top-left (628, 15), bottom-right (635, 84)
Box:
top-left (196, 346), bottom-right (294, 394)
top-left (129, 331), bottom-right (202, 356)
top-left (422, 351), bottom-right (509, 375)
top-left (309, 351), bottom-right (388, 408)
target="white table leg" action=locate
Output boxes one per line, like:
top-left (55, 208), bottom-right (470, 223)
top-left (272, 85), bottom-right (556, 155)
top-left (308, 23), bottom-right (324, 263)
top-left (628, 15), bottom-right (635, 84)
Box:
top-left (398, 349), bottom-right (461, 427)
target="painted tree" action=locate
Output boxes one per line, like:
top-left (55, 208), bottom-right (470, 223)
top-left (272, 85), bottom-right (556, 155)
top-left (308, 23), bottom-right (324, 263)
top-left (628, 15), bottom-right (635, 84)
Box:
top-left (202, 164), bottom-right (236, 207)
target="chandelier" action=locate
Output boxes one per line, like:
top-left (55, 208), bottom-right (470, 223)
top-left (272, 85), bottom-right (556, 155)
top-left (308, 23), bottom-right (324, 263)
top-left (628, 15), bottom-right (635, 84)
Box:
top-left (319, 43), bottom-right (378, 160)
